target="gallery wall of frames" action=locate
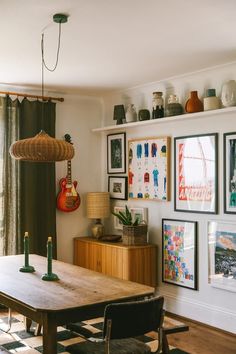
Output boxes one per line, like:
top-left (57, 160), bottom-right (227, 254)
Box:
top-left (100, 63), bottom-right (236, 333)
top-left (106, 128), bottom-right (236, 294)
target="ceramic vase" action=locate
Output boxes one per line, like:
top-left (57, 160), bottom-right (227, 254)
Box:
top-left (125, 104), bottom-right (137, 123)
top-left (166, 94), bottom-right (183, 117)
top-left (221, 80), bottom-right (236, 107)
top-left (152, 92), bottom-right (164, 118)
top-left (185, 91), bottom-right (203, 113)
top-left (203, 89), bottom-right (220, 111)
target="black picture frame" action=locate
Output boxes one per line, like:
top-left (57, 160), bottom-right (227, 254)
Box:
top-left (224, 132), bottom-right (236, 214)
top-left (162, 218), bottom-right (198, 290)
top-left (174, 133), bottom-right (218, 214)
top-left (107, 132), bottom-right (126, 174)
top-left (108, 176), bottom-right (128, 200)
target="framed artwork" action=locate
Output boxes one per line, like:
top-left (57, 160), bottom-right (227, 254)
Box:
top-left (224, 132), bottom-right (236, 214)
top-left (128, 136), bottom-right (170, 201)
top-left (113, 206), bottom-right (148, 230)
top-left (108, 176), bottom-right (128, 200)
top-left (162, 218), bottom-right (198, 290)
top-left (107, 132), bottom-right (126, 174)
top-left (174, 133), bottom-right (218, 214)
top-left (208, 221), bottom-right (236, 293)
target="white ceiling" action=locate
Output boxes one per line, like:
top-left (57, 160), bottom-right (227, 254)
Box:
top-left (1, 0), bottom-right (236, 94)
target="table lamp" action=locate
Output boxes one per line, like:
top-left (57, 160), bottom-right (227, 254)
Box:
top-left (86, 192), bottom-right (110, 238)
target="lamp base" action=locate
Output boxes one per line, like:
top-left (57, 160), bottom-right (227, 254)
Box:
top-left (91, 219), bottom-right (104, 239)
top-left (115, 118), bottom-right (123, 125)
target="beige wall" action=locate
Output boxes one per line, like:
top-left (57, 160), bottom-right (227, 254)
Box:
top-left (56, 94), bottom-right (104, 264)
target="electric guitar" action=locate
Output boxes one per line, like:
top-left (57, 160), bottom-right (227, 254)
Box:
top-left (56, 134), bottom-right (81, 212)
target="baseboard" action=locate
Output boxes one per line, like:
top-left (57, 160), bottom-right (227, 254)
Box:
top-left (157, 289), bottom-right (236, 334)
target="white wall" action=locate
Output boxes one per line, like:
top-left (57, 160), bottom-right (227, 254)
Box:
top-left (99, 62), bottom-right (236, 333)
top-left (56, 94), bottom-right (104, 264)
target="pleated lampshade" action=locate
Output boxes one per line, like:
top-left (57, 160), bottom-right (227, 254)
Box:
top-left (9, 130), bottom-right (74, 162)
top-left (87, 192), bottom-right (110, 219)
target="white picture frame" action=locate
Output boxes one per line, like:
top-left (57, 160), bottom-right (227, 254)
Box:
top-left (208, 220), bottom-right (236, 293)
top-left (113, 206), bottom-right (148, 230)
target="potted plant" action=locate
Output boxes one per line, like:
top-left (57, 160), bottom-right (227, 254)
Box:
top-left (112, 206), bottom-right (147, 245)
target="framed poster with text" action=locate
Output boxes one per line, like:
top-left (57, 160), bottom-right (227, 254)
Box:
top-left (174, 133), bottom-right (218, 214)
top-left (162, 218), bottom-right (198, 290)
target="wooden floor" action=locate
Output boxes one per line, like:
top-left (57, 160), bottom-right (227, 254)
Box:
top-left (167, 313), bottom-right (236, 354)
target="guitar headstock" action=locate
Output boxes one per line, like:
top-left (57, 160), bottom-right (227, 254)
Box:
top-left (64, 134), bottom-right (73, 145)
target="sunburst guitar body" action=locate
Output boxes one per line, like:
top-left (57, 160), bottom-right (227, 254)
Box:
top-left (56, 134), bottom-right (81, 212)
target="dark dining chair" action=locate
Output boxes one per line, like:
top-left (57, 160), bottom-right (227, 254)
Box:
top-left (66, 296), bottom-right (164, 354)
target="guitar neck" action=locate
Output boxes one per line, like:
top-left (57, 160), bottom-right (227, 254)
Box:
top-left (67, 160), bottom-right (72, 184)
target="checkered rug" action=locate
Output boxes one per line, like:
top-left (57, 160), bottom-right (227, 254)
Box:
top-left (0, 312), bottom-right (189, 353)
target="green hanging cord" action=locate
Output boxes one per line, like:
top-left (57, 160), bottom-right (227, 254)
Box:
top-left (40, 14), bottom-right (68, 127)
top-left (41, 21), bottom-right (62, 73)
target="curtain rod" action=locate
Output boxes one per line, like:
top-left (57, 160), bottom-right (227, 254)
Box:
top-left (0, 90), bottom-right (64, 102)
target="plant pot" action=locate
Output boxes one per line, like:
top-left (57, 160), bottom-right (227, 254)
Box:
top-left (123, 224), bottom-right (148, 245)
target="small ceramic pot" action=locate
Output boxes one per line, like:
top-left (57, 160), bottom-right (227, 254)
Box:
top-left (203, 89), bottom-right (220, 111)
top-left (138, 109), bottom-right (150, 121)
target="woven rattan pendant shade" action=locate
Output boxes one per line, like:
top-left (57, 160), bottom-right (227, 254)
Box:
top-left (9, 14), bottom-right (72, 163)
top-left (9, 130), bottom-right (74, 162)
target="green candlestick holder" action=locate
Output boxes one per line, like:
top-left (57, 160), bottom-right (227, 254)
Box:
top-left (19, 232), bottom-right (35, 273)
top-left (42, 237), bottom-right (59, 281)
top-left (20, 265), bottom-right (35, 273)
top-left (41, 272), bottom-right (59, 281)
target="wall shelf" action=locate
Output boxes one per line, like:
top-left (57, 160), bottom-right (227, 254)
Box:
top-left (92, 106), bottom-right (236, 133)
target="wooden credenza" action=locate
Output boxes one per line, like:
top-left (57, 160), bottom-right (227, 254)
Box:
top-left (74, 237), bottom-right (157, 287)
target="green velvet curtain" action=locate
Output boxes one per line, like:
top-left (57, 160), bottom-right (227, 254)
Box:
top-left (0, 96), bottom-right (21, 256)
top-left (0, 96), bottom-right (57, 257)
top-left (19, 99), bottom-right (57, 257)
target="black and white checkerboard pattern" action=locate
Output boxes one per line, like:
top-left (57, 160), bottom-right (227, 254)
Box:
top-left (0, 313), bottom-right (164, 353)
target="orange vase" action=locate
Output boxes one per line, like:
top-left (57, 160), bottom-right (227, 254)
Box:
top-left (185, 91), bottom-right (203, 113)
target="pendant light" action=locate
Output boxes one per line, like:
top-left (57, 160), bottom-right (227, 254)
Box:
top-left (9, 13), bottom-right (74, 162)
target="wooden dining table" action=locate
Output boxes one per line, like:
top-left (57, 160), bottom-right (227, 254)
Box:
top-left (0, 254), bottom-right (155, 354)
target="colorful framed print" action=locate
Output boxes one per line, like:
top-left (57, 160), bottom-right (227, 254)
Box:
top-left (108, 176), bottom-right (128, 200)
top-left (113, 206), bottom-right (148, 230)
top-left (224, 132), bottom-right (236, 214)
top-left (162, 218), bottom-right (198, 290)
top-left (174, 133), bottom-right (218, 214)
top-left (208, 220), bottom-right (236, 293)
top-left (128, 136), bottom-right (170, 201)
top-left (107, 133), bottom-right (126, 174)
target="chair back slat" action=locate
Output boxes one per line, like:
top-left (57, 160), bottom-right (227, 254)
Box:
top-left (103, 296), bottom-right (164, 340)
